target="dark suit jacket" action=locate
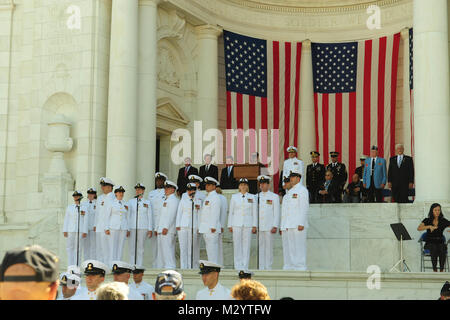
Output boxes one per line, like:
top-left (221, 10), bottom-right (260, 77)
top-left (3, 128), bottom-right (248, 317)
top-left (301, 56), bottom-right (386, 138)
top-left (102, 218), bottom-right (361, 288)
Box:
top-left (318, 180), bottom-right (340, 203)
top-left (177, 165), bottom-right (199, 194)
top-left (388, 155), bottom-right (414, 186)
top-left (220, 166), bottom-right (238, 189)
top-left (199, 164), bottom-right (219, 189)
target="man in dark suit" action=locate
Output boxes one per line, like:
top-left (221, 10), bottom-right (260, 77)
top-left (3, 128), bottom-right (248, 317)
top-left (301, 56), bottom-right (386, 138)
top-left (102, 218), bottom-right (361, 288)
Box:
top-left (306, 151), bottom-right (325, 203)
top-left (326, 151), bottom-right (347, 203)
top-left (199, 154), bottom-right (219, 190)
top-left (318, 170), bottom-right (340, 203)
top-left (388, 144), bottom-right (414, 203)
top-left (176, 157), bottom-right (198, 195)
top-left (220, 156), bottom-right (238, 189)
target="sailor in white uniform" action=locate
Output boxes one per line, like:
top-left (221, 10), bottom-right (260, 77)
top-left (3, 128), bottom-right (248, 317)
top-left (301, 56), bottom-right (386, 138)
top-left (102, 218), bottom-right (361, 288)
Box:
top-left (95, 177), bottom-right (115, 264)
top-left (196, 260), bottom-right (231, 300)
top-left (280, 177), bottom-right (293, 270)
top-left (282, 146), bottom-right (304, 184)
top-left (198, 177), bottom-right (222, 264)
top-left (127, 183), bottom-right (152, 266)
top-left (284, 168), bottom-right (309, 271)
top-left (147, 172), bottom-right (167, 268)
top-left (157, 180), bottom-right (180, 269)
top-left (184, 175), bottom-right (206, 201)
top-left (63, 190), bottom-right (88, 266)
top-left (228, 178), bottom-right (257, 270)
top-left (130, 265), bottom-right (155, 300)
top-left (216, 185), bottom-right (228, 266)
top-left (176, 182), bottom-right (202, 269)
top-left (105, 186), bottom-right (130, 263)
top-left (71, 260), bottom-right (108, 300)
top-left (110, 261), bottom-right (144, 300)
top-left (82, 188), bottom-right (97, 260)
top-left (256, 175), bottom-right (280, 270)
top-left (57, 272), bottom-right (81, 300)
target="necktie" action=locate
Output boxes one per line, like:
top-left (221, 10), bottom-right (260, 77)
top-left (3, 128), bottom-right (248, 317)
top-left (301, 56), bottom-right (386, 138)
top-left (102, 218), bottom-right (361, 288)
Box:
top-left (371, 158), bottom-right (375, 176)
top-left (313, 163), bottom-right (316, 168)
top-left (397, 156), bottom-right (402, 168)
top-left (206, 165), bottom-right (209, 172)
top-left (184, 166), bottom-right (188, 177)
top-left (228, 166), bottom-right (231, 177)
top-left (119, 201), bottom-right (122, 205)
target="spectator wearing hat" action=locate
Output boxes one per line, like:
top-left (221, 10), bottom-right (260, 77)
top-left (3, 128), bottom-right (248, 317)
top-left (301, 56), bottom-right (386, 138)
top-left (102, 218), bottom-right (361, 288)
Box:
top-left (282, 169), bottom-right (309, 271)
top-left (82, 188), bottom-right (97, 260)
top-left (326, 152), bottom-right (347, 202)
top-left (280, 176), bottom-right (294, 269)
top-left (363, 146), bottom-right (387, 203)
top-left (228, 178), bottom-right (258, 270)
top-left (388, 143), bottom-right (415, 203)
top-left (220, 155), bottom-right (239, 189)
top-left (257, 175), bottom-right (280, 270)
top-left (96, 281), bottom-right (129, 300)
top-left (231, 279), bottom-right (270, 300)
top-left (127, 183), bottom-right (152, 266)
top-left (216, 185), bottom-right (228, 266)
top-left (0, 245), bottom-right (59, 300)
top-left (130, 265), bottom-right (154, 300)
top-left (184, 174), bottom-right (206, 202)
top-left (104, 186), bottom-right (130, 264)
top-left (110, 261), bottom-right (143, 300)
top-left (198, 177), bottom-right (222, 264)
top-left (439, 281), bottom-right (450, 300)
top-left (57, 272), bottom-right (81, 300)
top-left (318, 170), bottom-right (341, 203)
top-left (282, 146), bottom-right (304, 184)
top-left (176, 182), bottom-right (202, 269)
top-left (199, 154), bottom-right (219, 190)
top-left (306, 151), bottom-right (326, 203)
top-left (95, 177), bottom-right (116, 264)
top-left (63, 190), bottom-right (88, 266)
top-left (238, 270), bottom-right (254, 281)
top-left (71, 260), bottom-right (108, 300)
top-left (157, 180), bottom-right (180, 269)
top-left (177, 157), bottom-right (199, 195)
top-left (196, 260), bottom-right (231, 300)
top-left (147, 172), bottom-right (168, 268)
top-left (153, 270), bottom-right (185, 300)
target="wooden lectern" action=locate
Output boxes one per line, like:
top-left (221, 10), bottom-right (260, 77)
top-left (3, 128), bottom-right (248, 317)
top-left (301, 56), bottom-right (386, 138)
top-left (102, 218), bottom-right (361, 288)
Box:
top-left (233, 163), bottom-right (264, 180)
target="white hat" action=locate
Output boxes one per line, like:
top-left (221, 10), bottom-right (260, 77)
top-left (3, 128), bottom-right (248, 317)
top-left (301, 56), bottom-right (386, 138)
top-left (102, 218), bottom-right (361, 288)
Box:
top-left (164, 180), bottom-right (178, 190)
top-left (198, 260), bottom-right (223, 274)
top-left (287, 146), bottom-right (297, 153)
top-left (66, 274), bottom-right (81, 289)
top-left (238, 270), bottom-right (255, 278)
top-left (67, 265), bottom-right (81, 277)
top-left (100, 177), bottom-right (114, 186)
top-left (133, 265), bottom-right (146, 272)
top-left (288, 168), bottom-right (302, 177)
top-left (114, 185), bottom-right (125, 193)
top-left (257, 175), bottom-right (271, 182)
top-left (81, 260), bottom-right (109, 275)
top-left (186, 182), bottom-right (197, 190)
top-left (204, 177), bottom-right (219, 185)
top-left (134, 182), bottom-right (145, 189)
top-left (111, 260), bottom-right (133, 273)
top-left (87, 187), bottom-right (97, 194)
top-left (155, 172), bottom-right (168, 180)
top-left (188, 174), bottom-right (203, 183)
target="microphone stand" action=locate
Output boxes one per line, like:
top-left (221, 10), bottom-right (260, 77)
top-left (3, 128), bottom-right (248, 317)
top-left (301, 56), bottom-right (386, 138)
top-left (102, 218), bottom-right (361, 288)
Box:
top-left (256, 187), bottom-right (260, 270)
top-left (190, 191), bottom-right (196, 269)
top-left (135, 195), bottom-right (140, 266)
top-left (76, 198), bottom-right (82, 267)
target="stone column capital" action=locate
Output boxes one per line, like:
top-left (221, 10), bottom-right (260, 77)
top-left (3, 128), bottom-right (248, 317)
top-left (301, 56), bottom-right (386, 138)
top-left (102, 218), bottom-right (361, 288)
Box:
top-left (400, 27), bottom-right (410, 40)
top-left (195, 24), bottom-right (223, 40)
top-left (302, 39), bottom-right (312, 51)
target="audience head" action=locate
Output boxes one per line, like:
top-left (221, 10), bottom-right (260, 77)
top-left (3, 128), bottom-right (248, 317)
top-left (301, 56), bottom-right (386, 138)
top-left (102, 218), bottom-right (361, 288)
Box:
top-left (132, 266), bottom-right (145, 284)
top-left (395, 143), bottom-right (404, 155)
top-left (153, 270), bottom-right (185, 300)
top-left (440, 281), bottom-right (450, 300)
top-left (231, 279), bottom-right (270, 300)
top-left (199, 261), bottom-right (221, 289)
top-left (204, 154), bottom-right (212, 165)
top-left (96, 281), bottom-right (129, 300)
top-left (111, 261), bottom-right (133, 284)
top-left (325, 170), bottom-right (333, 181)
top-left (82, 260), bottom-right (108, 292)
top-left (184, 157), bottom-right (192, 167)
top-left (428, 203), bottom-right (443, 220)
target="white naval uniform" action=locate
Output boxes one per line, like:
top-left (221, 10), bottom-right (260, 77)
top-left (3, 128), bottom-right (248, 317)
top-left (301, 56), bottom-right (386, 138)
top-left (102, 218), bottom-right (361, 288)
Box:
top-left (198, 190), bottom-right (222, 264)
top-left (181, 190), bottom-right (206, 202)
top-left (217, 193), bottom-right (228, 266)
top-left (176, 194), bottom-right (202, 269)
top-left (82, 200), bottom-right (97, 260)
top-left (228, 192), bottom-right (257, 270)
top-left (282, 182), bottom-right (309, 271)
top-left (105, 199), bottom-right (130, 263)
top-left (257, 191), bottom-right (280, 270)
top-left (156, 193), bottom-right (179, 269)
top-left (127, 197), bottom-right (152, 266)
top-left (282, 157), bottom-right (305, 183)
top-left (130, 281), bottom-right (155, 300)
top-left (95, 192), bottom-right (115, 264)
top-left (71, 287), bottom-right (98, 300)
top-left (63, 204), bottom-right (88, 266)
top-left (148, 188), bottom-right (165, 268)
top-left (127, 284), bottom-right (145, 300)
top-left (280, 192), bottom-right (291, 270)
top-left (196, 283), bottom-right (231, 300)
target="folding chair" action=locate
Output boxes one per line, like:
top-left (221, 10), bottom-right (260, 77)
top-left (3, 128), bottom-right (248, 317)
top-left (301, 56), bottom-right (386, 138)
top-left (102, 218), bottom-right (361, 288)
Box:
top-left (418, 232), bottom-right (449, 272)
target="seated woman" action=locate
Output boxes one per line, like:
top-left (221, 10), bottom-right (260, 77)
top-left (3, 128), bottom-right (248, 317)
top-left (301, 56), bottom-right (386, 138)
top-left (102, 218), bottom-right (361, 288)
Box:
top-left (343, 174), bottom-right (362, 203)
top-left (417, 203), bottom-right (450, 272)
top-left (318, 170), bottom-right (340, 203)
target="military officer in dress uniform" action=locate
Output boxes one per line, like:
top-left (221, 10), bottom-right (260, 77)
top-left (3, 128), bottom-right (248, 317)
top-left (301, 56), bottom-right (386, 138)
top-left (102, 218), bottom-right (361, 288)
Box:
top-left (127, 183), bottom-right (152, 266)
top-left (326, 152), bottom-right (347, 203)
top-left (228, 178), bottom-right (257, 271)
top-left (57, 272), bottom-right (81, 300)
top-left (147, 172), bottom-right (167, 268)
top-left (257, 175), bottom-right (280, 270)
top-left (110, 261), bottom-right (144, 300)
top-left (63, 190), bottom-right (88, 266)
top-left (198, 177), bottom-right (222, 264)
top-left (306, 151), bottom-right (326, 203)
top-left (157, 180), bottom-right (180, 269)
top-left (216, 185), bottom-right (228, 266)
top-left (71, 260), bottom-right (108, 300)
top-left (284, 169), bottom-right (309, 271)
top-left (196, 260), bottom-right (231, 300)
top-left (186, 175), bottom-right (206, 201)
top-left (238, 270), bottom-right (254, 281)
top-left (95, 177), bottom-right (115, 264)
top-left (82, 188), bottom-right (97, 260)
top-left (105, 186), bottom-right (130, 264)
top-left (176, 182), bottom-right (202, 269)
top-left (282, 146), bottom-right (304, 184)
top-left (130, 265), bottom-right (155, 300)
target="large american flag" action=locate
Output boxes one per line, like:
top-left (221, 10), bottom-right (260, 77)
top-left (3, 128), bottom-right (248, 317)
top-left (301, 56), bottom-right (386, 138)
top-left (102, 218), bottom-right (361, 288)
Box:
top-left (224, 30), bottom-right (302, 192)
top-left (312, 33), bottom-right (401, 181)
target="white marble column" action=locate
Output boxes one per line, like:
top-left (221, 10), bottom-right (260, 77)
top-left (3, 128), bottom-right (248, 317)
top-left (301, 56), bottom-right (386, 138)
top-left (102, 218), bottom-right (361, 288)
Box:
top-left (106, 0), bottom-right (138, 191)
top-left (413, 0), bottom-right (450, 202)
top-left (194, 25), bottom-right (222, 164)
top-left (299, 40), bottom-right (316, 166)
top-left (401, 28), bottom-right (412, 157)
top-left (137, 0), bottom-right (159, 190)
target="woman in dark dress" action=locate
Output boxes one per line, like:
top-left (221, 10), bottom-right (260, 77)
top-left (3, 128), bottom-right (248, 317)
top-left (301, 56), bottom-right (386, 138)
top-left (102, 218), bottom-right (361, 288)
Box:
top-left (417, 203), bottom-right (450, 272)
